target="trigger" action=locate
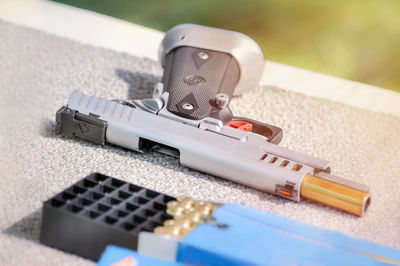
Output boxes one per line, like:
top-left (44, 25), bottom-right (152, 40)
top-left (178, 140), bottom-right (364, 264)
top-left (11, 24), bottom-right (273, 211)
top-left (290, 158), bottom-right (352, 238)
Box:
top-left (225, 121), bottom-right (253, 132)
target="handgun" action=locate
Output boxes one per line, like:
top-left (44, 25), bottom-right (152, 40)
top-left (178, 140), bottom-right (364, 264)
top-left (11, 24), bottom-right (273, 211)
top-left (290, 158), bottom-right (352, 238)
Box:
top-left (55, 24), bottom-right (370, 216)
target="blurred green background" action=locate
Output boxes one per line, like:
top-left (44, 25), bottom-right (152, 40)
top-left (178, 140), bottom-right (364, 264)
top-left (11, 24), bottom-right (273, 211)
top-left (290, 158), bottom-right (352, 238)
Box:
top-left (54, 0), bottom-right (400, 92)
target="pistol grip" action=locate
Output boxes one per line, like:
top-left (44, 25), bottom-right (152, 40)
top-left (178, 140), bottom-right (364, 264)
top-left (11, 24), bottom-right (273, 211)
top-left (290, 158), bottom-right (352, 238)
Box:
top-left (162, 46), bottom-right (239, 121)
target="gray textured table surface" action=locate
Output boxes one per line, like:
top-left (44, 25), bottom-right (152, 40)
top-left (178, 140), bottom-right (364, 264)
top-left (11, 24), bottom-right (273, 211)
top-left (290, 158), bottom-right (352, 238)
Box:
top-left (0, 21), bottom-right (399, 265)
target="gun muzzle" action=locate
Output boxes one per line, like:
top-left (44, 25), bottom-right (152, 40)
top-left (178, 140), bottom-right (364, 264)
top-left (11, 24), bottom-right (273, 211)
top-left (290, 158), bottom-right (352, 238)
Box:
top-left (301, 173), bottom-right (370, 217)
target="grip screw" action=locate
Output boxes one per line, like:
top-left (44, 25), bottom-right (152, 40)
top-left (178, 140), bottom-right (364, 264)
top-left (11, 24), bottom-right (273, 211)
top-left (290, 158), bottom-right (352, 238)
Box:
top-left (214, 93), bottom-right (229, 108)
top-left (182, 102), bottom-right (194, 110)
top-left (198, 52), bottom-right (209, 60)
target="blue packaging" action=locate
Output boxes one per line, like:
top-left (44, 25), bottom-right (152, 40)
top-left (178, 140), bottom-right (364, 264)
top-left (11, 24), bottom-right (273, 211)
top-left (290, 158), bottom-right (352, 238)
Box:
top-left (97, 245), bottom-right (181, 266)
top-left (177, 203), bottom-right (400, 265)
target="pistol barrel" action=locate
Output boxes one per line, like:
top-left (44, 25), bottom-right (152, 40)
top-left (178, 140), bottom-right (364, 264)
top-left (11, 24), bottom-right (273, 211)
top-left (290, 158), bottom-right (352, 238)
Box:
top-left (301, 173), bottom-right (370, 217)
